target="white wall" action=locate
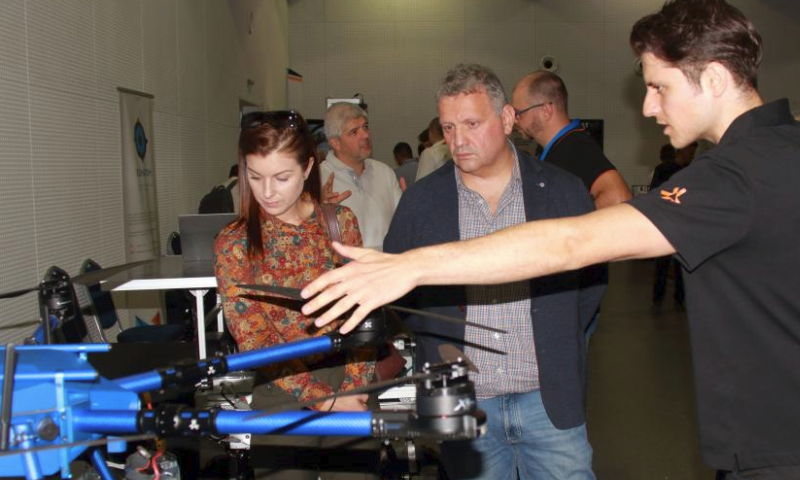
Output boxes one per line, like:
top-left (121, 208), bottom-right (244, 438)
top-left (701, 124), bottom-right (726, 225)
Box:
top-left (0, 0), bottom-right (289, 342)
top-left (287, 0), bottom-right (800, 183)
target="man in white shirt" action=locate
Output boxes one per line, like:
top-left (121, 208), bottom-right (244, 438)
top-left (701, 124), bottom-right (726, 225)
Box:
top-left (321, 102), bottom-right (402, 250)
top-left (415, 116), bottom-right (451, 181)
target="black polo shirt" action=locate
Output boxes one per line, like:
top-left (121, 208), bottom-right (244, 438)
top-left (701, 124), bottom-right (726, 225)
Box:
top-left (629, 99), bottom-right (800, 471)
top-left (544, 128), bottom-right (616, 191)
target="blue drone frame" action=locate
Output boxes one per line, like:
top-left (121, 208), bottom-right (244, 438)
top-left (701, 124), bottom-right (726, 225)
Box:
top-left (0, 312), bottom-right (485, 480)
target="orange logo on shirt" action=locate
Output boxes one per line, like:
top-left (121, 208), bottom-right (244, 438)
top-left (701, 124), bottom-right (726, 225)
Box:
top-left (660, 187), bottom-right (686, 204)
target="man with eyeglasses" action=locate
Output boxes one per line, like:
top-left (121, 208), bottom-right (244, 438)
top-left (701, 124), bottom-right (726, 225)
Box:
top-left (512, 72), bottom-right (628, 340)
top-left (512, 71), bottom-right (632, 210)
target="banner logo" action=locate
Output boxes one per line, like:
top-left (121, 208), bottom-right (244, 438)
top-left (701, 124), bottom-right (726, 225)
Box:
top-left (134, 119), bottom-right (148, 161)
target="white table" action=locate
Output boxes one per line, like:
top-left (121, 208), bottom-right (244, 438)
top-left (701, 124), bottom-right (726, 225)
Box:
top-left (100, 255), bottom-right (220, 359)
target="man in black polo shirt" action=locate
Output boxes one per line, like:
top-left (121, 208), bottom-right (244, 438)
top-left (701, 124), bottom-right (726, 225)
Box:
top-left (301, 1), bottom-right (800, 478)
top-left (511, 71), bottom-right (632, 210)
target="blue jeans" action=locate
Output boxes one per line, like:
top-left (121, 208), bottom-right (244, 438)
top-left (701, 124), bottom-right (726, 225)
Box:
top-left (440, 390), bottom-right (594, 480)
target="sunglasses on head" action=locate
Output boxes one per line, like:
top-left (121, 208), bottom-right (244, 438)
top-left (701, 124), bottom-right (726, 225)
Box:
top-left (240, 110), bottom-right (306, 130)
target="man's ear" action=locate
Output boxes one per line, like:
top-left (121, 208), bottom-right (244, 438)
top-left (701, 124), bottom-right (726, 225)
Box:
top-left (501, 104), bottom-right (516, 135)
top-left (542, 101), bottom-right (556, 121)
top-left (328, 137), bottom-right (341, 153)
top-left (702, 62), bottom-right (729, 98)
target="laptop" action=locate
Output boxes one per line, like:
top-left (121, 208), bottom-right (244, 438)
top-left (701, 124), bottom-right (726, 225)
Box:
top-left (178, 213), bottom-right (237, 262)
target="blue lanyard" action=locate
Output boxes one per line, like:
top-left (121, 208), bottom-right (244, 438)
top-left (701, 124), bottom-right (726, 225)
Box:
top-left (539, 118), bottom-right (582, 161)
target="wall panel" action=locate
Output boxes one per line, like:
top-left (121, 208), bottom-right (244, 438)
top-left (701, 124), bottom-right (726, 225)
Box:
top-left (143, 0), bottom-right (179, 115)
top-left (26, 0), bottom-right (96, 97)
top-left (0, 78), bottom-right (37, 343)
top-left (0, 0), bottom-right (288, 340)
top-left (290, 0), bottom-right (800, 185)
top-left (94, 0), bottom-right (144, 102)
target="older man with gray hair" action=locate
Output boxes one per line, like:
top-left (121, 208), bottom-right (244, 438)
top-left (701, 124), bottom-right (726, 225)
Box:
top-left (321, 102), bottom-right (402, 250)
top-left (383, 63), bottom-right (604, 480)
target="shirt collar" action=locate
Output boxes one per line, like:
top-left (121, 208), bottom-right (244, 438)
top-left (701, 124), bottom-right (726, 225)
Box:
top-left (718, 99), bottom-right (794, 147)
top-left (325, 150), bottom-right (370, 175)
top-left (540, 118), bottom-right (582, 161)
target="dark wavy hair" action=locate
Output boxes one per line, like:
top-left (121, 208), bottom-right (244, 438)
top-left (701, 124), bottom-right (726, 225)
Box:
top-left (237, 111), bottom-right (321, 258)
top-left (630, 0), bottom-right (762, 91)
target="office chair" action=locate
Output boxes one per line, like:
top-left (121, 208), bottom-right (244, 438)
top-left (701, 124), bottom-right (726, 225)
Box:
top-left (167, 231), bottom-right (182, 255)
top-left (78, 259), bottom-right (187, 343)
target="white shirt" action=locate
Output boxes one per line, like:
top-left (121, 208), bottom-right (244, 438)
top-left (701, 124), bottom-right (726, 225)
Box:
top-left (320, 152), bottom-right (402, 250)
top-left (415, 139), bottom-right (451, 181)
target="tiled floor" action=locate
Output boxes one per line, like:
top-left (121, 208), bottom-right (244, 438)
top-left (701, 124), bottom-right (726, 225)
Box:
top-left (587, 261), bottom-right (713, 480)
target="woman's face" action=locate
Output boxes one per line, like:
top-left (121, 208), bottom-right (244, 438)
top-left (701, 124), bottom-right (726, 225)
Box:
top-left (246, 150), bottom-right (313, 225)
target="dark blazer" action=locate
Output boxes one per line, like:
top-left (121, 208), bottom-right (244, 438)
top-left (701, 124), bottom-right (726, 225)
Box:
top-left (383, 148), bottom-right (606, 430)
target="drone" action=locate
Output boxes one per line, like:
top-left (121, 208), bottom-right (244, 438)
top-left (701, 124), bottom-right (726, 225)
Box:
top-left (0, 261), bottom-right (152, 346)
top-left (0, 269), bottom-right (500, 480)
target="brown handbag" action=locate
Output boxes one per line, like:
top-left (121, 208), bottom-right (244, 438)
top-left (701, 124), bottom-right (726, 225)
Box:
top-left (374, 341), bottom-right (407, 381)
top-left (319, 203), bottom-right (406, 381)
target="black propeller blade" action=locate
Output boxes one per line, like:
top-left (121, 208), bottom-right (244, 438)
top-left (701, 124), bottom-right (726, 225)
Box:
top-left (0, 259), bottom-right (151, 301)
top-left (237, 284), bottom-right (304, 301)
top-left (385, 305), bottom-right (507, 334)
top-left (71, 259), bottom-right (153, 286)
top-left (0, 286), bottom-right (41, 301)
top-left (237, 284), bottom-right (508, 335)
top-left (0, 320), bottom-right (42, 332)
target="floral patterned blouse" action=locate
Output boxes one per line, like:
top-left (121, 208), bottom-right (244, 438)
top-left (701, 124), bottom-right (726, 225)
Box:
top-left (213, 198), bottom-right (375, 406)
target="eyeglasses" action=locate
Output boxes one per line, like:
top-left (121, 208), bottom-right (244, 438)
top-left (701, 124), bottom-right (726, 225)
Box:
top-left (240, 110), bottom-right (306, 130)
top-left (514, 102), bottom-right (551, 117)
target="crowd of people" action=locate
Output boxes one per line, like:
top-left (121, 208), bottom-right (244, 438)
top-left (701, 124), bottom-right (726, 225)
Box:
top-left (210, 0), bottom-right (800, 479)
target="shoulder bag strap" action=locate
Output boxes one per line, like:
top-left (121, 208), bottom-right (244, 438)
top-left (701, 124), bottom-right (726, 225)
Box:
top-left (320, 203), bottom-right (344, 266)
top-left (320, 203), bottom-right (342, 244)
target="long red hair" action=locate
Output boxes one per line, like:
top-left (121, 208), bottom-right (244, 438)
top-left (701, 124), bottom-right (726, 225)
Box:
top-left (236, 111), bottom-right (321, 258)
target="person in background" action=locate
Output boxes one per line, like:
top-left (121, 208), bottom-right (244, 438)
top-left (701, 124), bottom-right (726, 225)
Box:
top-left (512, 71), bottom-right (632, 210)
top-left (649, 143), bottom-right (684, 313)
top-left (320, 102), bottom-right (402, 250)
top-left (512, 71), bottom-right (629, 339)
top-left (226, 164), bottom-right (241, 213)
top-left (418, 128), bottom-right (432, 156)
top-left (213, 110), bottom-right (377, 480)
top-left (393, 141), bottom-right (418, 189)
top-left (415, 116), bottom-right (451, 181)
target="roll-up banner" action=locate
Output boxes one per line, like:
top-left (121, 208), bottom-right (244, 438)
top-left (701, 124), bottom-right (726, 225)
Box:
top-left (119, 88), bottom-right (163, 326)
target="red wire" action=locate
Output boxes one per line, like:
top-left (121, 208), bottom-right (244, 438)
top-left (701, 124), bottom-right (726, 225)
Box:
top-left (135, 449), bottom-right (164, 479)
top-left (151, 450), bottom-right (163, 480)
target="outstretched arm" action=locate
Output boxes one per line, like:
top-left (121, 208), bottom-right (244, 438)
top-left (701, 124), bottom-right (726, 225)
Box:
top-left (302, 203), bottom-right (674, 333)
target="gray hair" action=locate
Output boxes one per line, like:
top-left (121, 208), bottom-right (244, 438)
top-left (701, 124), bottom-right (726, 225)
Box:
top-left (324, 102), bottom-right (368, 140)
top-left (436, 64), bottom-right (508, 115)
